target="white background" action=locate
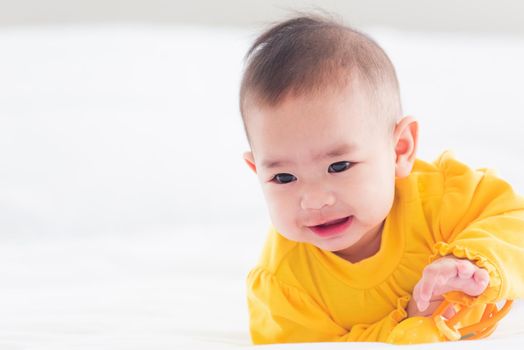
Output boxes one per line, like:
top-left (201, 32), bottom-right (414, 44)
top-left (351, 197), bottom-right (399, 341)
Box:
top-left (1, 2), bottom-right (524, 349)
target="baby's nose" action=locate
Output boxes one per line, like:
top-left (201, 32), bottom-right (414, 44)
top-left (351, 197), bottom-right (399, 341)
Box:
top-left (300, 188), bottom-right (336, 210)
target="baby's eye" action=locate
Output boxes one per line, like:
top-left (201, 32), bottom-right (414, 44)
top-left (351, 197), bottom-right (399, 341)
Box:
top-left (271, 173), bottom-right (297, 184)
top-left (328, 161), bottom-right (352, 173)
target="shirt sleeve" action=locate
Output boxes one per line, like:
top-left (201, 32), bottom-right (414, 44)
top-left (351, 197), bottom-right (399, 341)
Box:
top-left (246, 267), bottom-right (409, 344)
top-left (430, 152), bottom-right (524, 304)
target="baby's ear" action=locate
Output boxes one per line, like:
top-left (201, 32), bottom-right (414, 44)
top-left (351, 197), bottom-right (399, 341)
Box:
top-left (393, 116), bottom-right (418, 178)
top-left (243, 151), bottom-right (257, 174)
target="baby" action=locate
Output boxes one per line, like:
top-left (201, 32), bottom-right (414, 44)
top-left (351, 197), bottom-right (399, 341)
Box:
top-left (239, 14), bottom-right (524, 344)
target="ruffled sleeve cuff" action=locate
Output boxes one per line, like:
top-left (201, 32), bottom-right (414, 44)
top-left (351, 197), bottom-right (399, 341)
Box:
top-left (429, 242), bottom-right (502, 305)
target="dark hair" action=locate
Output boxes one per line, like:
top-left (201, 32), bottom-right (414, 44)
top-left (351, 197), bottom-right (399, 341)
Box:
top-left (239, 14), bottom-right (402, 143)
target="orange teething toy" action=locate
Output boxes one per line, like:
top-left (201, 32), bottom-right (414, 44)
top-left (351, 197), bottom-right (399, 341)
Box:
top-left (387, 298), bottom-right (513, 344)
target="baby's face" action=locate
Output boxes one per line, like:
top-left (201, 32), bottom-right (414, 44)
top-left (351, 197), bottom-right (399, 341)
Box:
top-left (244, 83), bottom-right (400, 257)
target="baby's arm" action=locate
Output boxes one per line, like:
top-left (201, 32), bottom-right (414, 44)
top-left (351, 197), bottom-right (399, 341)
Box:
top-left (420, 153), bottom-right (524, 313)
top-left (407, 256), bottom-right (489, 317)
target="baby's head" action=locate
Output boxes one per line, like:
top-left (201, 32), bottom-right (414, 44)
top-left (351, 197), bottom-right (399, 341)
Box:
top-left (240, 14), bottom-right (418, 261)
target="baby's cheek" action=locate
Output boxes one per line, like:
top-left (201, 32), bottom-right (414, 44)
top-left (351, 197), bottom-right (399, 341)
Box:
top-left (351, 188), bottom-right (391, 220)
top-left (267, 201), bottom-right (301, 236)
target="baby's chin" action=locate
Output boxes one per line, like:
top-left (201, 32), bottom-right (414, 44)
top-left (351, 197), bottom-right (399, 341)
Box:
top-left (280, 224), bottom-right (361, 251)
top-left (312, 235), bottom-right (362, 252)
top-left (296, 228), bottom-right (361, 252)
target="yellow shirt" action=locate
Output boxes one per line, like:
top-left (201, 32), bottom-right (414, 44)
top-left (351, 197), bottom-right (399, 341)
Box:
top-left (246, 151), bottom-right (524, 344)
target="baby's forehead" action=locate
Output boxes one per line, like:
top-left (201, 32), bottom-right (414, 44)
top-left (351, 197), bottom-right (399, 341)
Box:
top-left (250, 112), bottom-right (374, 156)
top-left (246, 85), bottom-right (377, 128)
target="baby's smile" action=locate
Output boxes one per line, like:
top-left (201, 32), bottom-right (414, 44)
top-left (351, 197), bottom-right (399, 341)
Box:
top-left (308, 215), bottom-right (354, 238)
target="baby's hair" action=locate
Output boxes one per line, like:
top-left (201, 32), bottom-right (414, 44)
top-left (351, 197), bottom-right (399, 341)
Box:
top-left (239, 13), bottom-right (403, 143)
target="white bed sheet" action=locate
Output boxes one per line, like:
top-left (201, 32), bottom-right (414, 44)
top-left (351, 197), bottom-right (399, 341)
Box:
top-left (1, 225), bottom-right (523, 349)
top-left (1, 25), bottom-right (523, 349)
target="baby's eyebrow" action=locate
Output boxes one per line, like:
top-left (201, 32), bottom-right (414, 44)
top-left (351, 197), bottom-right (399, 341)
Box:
top-left (262, 143), bottom-right (357, 169)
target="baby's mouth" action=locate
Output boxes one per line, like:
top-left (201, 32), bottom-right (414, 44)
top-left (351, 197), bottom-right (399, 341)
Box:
top-left (315, 217), bottom-right (349, 227)
top-left (308, 216), bottom-right (353, 238)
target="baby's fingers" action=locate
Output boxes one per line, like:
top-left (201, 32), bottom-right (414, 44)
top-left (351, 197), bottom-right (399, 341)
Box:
top-left (456, 259), bottom-right (476, 280)
top-left (473, 268), bottom-right (490, 288)
top-left (440, 270), bottom-right (490, 296)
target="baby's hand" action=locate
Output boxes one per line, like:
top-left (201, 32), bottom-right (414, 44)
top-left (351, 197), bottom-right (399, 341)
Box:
top-left (408, 256), bottom-right (490, 317)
